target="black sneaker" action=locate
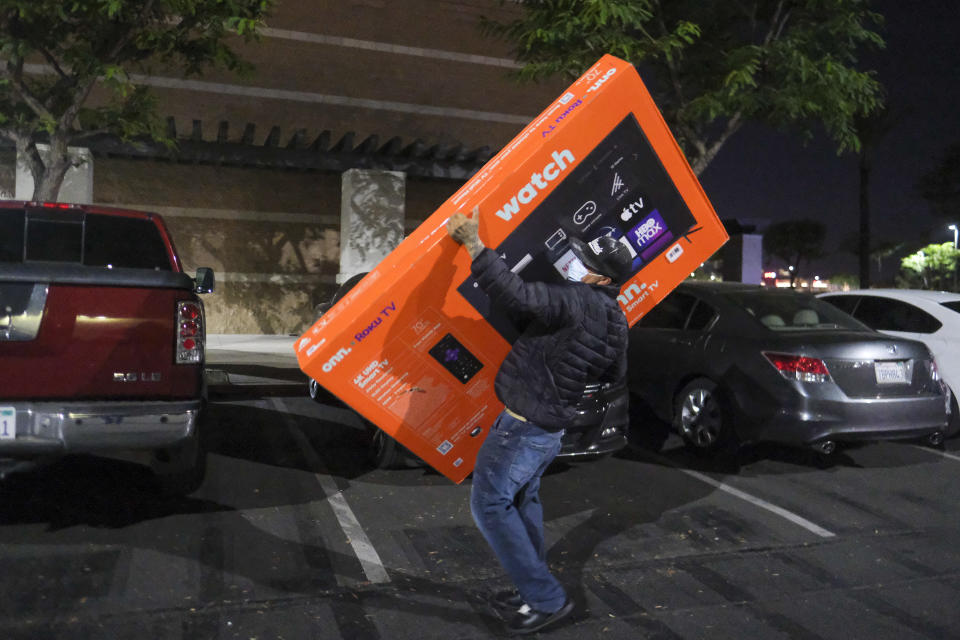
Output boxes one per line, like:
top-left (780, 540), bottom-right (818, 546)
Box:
top-left (506, 598), bottom-right (574, 635)
top-left (489, 589), bottom-right (525, 614)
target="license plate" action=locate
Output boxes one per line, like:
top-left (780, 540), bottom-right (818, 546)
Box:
top-left (875, 361), bottom-right (908, 384)
top-left (0, 407), bottom-right (15, 440)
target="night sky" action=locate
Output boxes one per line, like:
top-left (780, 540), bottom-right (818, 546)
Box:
top-left (697, 0), bottom-right (960, 282)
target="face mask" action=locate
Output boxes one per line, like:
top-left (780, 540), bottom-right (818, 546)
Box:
top-left (565, 256), bottom-right (591, 282)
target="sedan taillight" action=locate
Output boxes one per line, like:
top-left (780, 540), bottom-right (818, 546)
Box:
top-left (176, 301), bottom-right (204, 364)
top-left (763, 352), bottom-right (831, 383)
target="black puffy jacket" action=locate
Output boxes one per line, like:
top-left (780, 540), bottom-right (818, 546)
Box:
top-left (471, 248), bottom-right (628, 431)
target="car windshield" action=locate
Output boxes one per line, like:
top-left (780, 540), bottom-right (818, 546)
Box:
top-left (940, 300), bottom-right (960, 314)
top-left (722, 289), bottom-right (867, 331)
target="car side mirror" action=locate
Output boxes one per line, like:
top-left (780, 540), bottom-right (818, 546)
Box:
top-left (195, 267), bottom-right (215, 294)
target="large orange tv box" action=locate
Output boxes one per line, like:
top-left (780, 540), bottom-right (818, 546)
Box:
top-left (296, 55), bottom-right (727, 483)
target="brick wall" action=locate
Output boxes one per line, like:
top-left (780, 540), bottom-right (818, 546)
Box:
top-left (19, 1), bottom-right (565, 335)
top-left (93, 158), bottom-right (462, 334)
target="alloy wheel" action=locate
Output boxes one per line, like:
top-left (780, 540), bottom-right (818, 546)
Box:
top-left (679, 387), bottom-right (723, 448)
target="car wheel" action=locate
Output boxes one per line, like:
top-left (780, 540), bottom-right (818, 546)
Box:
top-left (308, 378), bottom-right (324, 403)
top-left (368, 425), bottom-right (406, 469)
top-left (947, 389), bottom-right (960, 439)
top-left (673, 378), bottom-right (735, 454)
top-left (151, 428), bottom-right (207, 496)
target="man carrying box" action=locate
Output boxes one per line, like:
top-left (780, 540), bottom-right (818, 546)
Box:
top-left (447, 208), bottom-right (631, 635)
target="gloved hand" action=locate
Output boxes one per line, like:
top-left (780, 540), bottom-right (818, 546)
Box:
top-left (447, 206), bottom-right (485, 259)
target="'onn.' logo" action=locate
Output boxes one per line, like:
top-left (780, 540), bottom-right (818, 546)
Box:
top-left (322, 347), bottom-right (352, 372)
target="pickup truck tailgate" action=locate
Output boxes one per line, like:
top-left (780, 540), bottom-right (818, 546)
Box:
top-left (1, 275), bottom-right (202, 400)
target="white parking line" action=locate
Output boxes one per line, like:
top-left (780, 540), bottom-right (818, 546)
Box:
top-left (911, 444), bottom-right (960, 463)
top-left (678, 467), bottom-right (836, 538)
top-left (642, 448), bottom-right (835, 538)
top-left (269, 397), bottom-right (390, 584)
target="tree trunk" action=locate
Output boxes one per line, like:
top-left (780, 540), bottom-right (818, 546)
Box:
top-left (858, 150), bottom-right (872, 289)
top-left (32, 138), bottom-right (72, 202)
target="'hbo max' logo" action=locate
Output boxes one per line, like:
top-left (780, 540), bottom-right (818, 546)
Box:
top-left (627, 210), bottom-right (675, 262)
top-left (629, 210), bottom-right (666, 250)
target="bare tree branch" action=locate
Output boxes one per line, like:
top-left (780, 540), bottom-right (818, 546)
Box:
top-left (0, 58), bottom-right (55, 122)
top-left (0, 125), bottom-right (23, 144)
top-left (58, 77), bottom-right (99, 135)
top-left (34, 45), bottom-right (71, 82)
top-left (691, 111), bottom-right (744, 175)
top-left (104, 0), bottom-right (159, 63)
top-left (764, 1), bottom-right (791, 46)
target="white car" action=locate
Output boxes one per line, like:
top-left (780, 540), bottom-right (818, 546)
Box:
top-left (818, 289), bottom-right (960, 436)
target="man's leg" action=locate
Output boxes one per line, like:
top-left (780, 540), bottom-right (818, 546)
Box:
top-left (513, 479), bottom-right (545, 561)
top-left (512, 428), bottom-right (561, 563)
top-left (470, 412), bottom-right (566, 614)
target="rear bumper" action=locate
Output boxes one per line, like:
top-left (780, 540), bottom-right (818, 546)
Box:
top-left (749, 395), bottom-right (949, 446)
top-left (558, 418), bottom-right (629, 459)
top-left (0, 400), bottom-right (200, 457)
top-left (559, 433), bottom-right (628, 459)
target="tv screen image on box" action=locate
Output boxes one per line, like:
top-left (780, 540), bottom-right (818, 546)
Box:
top-left (458, 113), bottom-right (698, 341)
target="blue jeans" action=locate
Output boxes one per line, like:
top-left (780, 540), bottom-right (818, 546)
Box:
top-left (470, 410), bottom-right (566, 613)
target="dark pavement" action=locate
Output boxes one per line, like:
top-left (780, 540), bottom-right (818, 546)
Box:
top-left (1, 339), bottom-right (959, 639)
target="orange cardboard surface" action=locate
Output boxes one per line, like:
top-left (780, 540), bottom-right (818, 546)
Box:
top-left (296, 55), bottom-right (728, 483)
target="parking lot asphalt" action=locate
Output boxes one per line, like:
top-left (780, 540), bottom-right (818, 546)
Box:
top-left (2, 335), bottom-right (960, 639)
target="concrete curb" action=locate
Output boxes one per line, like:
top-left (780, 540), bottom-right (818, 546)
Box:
top-left (206, 334), bottom-right (297, 355)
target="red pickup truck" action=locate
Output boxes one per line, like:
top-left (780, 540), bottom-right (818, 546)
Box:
top-left (0, 201), bottom-right (214, 494)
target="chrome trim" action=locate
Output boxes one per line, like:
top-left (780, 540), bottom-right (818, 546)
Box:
top-left (0, 283), bottom-right (48, 341)
top-left (0, 400), bottom-right (200, 454)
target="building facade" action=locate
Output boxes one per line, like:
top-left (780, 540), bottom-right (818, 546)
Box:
top-left (3, 0), bottom-right (565, 334)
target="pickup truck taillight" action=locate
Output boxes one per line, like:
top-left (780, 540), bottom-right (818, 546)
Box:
top-left (176, 301), bottom-right (204, 364)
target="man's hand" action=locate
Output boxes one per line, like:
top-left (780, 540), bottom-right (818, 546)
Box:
top-left (447, 206), bottom-right (485, 259)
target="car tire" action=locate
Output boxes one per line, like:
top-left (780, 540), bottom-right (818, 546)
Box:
top-left (368, 425), bottom-right (407, 469)
top-left (673, 377), bottom-right (736, 455)
top-left (151, 428), bottom-right (207, 496)
top-left (947, 389), bottom-right (960, 439)
top-left (308, 378), bottom-right (325, 403)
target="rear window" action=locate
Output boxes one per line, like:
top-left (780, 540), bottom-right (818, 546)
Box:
top-left (821, 294), bottom-right (860, 315)
top-left (941, 301), bottom-right (960, 314)
top-left (84, 215), bottom-right (171, 270)
top-left (637, 291), bottom-right (697, 329)
top-left (853, 296), bottom-right (942, 334)
top-left (723, 290), bottom-right (867, 331)
top-left (0, 208), bottom-right (171, 270)
top-left (26, 215), bottom-right (83, 262)
top-left (0, 210), bottom-right (25, 262)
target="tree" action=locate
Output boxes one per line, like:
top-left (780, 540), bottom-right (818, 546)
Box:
top-left (0, 0), bottom-right (273, 201)
top-left (763, 219), bottom-right (826, 287)
top-left (840, 232), bottom-right (903, 286)
top-left (917, 142), bottom-right (960, 222)
top-left (482, 0), bottom-right (885, 175)
top-left (899, 243), bottom-right (959, 291)
top-left (853, 103), bottom-right (897, 288)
